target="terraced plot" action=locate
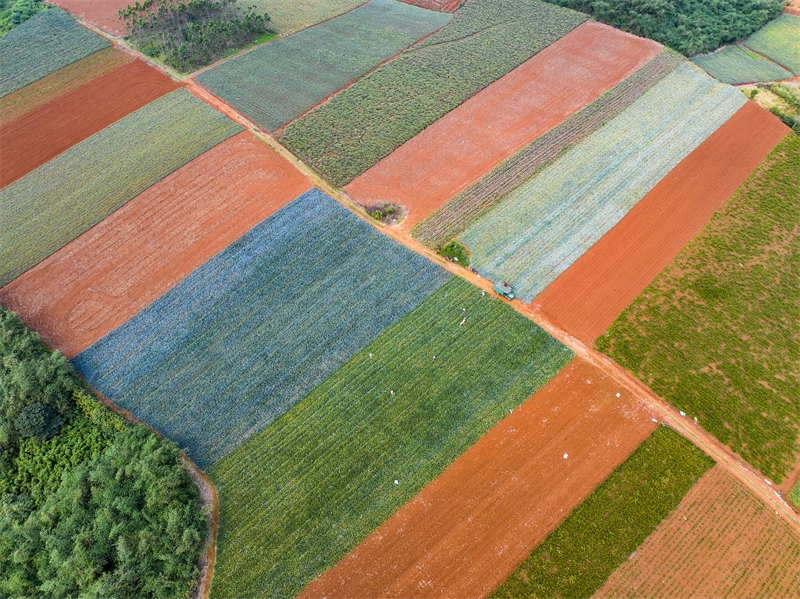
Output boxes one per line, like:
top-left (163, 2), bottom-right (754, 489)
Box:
top-left (344, 22), bottom-right (661, 228)
top-left (197, 0), bottom-right (450, 132)
top-left (745, 13), bottom-right (800, 75)
top-left (208, 276), bottom-right (573, 599)
top-left (280, 0), bottom-right (587, 186)
top-left (73, 190), bottom-right (450, 468)
top-left (0, 89), bottom-right (242, 287)
top-left (0, 8), bottom-right (110, 97)
top-left (692, 44), bottom-right (792, 84)
top-left (461, 63), bottom-right (746, 302)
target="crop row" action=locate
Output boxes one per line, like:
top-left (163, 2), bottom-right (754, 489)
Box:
top-left (691, 43), bottom-right (792, 84)
top-left (744, 14), bottom-right (800, 75)
top-left (412, 49), bottom-right (684, 248)
top-left (0, 88), bottom-right (242, 287)
top-left (197, 0), bottom-right (450, 132)
top-left (279, 0), bottom-right (586, 186)
top-left (73, 189), bottom-right (450, 469)
top-left (246, 0), bottom-right (365, 36)
top-left (0, 8), bottom-right (110, 98)
top-left (491, 426), bottom-right (713, 599)
top-left (461, 63), bottom-right (747, 303)
top-left (207, 276), bottom-right (573, 599)
top-left (596, 134), bottom-right (799, 483)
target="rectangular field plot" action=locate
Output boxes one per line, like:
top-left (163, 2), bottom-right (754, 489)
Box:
top-left (533, 101), bottom-right (788, 344)
top-left (0, 8), bottom-right (110, 98)
top-left (461, 63), bottom-right (746, 303)
top-left (197, 0), bottom-right (450, 132)
top-left (595, 133), bottom-right (800, 483)
top-left (744, 14), bottom-right (800, 75)
top-left (245, 0), bottom-right (366, 35)
top-left (1, 59), bottom-right (177, 187)
top-left (692, 43), bottom-right (792, 84)
top-left (72, 189), bottom-right (451, 469)
top-left (279, 0), bottom-right (587, 186)
top-left (595, 466), bottom-right (800, 598)
top-left (491, 427), bottom-right (713, 599)
top-left (300, 359), bottom-right (656, 599)
top-left (0, 89), bottom-right (242, 287)
top-left (344, 22), bottom-right (661, 229)
top-left (207, 276), bottom-right (573, 599)
top-left (0, 132), bottom-right (311, 358)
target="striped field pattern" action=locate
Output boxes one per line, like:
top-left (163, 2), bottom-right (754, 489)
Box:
top-left (744, 14), bottom-right (800, 75)
top-left (692, 44), bottom-right (792, 84)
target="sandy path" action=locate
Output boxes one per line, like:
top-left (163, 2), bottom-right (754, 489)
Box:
top-left (344, 22), bottom-right (661, 229)
top-left (299, 358), bottom-right (657, 599)
top-left (531, 101), bottom-right (788, 344)
top-left (0, 132), bottom-right (311, 357)
top-left (0, 59), bottom-right (176, 188)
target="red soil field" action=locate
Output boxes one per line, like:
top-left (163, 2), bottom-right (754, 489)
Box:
top-left (594, 466), bottom-right (800, 598)
top-left (344, 22), bottom-right (660, 230)
top-left (299, 358), bottom-right (657, 599)
top-left (399, 0), bottom-right (461, 11)
top-left (52, 0), bottom-right (128, 35)
top-left (0, 59), bottom-right (176, 188)
top-left (532, 101), bottom-right (788, 345)
top-left (0, 132), bottom-right (311, 358)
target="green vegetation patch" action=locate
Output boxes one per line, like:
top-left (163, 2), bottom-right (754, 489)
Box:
top-left (491, 426), bottom-right (714, 599)
top-left (744, 14), bottom-right (800, 76)
top-left (596, 134), bottom-right (799, 483)
top-left (208, 276), bottom-right (573, 599)
top-left (790, 480), bottom-right (800, 508)
top-left (539, 0), bottom-right (782, 55)
top-left (0, 8), bottom-right (110, 98)
top-left (0, 88), bottom-right (242, 287)
top-left (245, 0), bottom-right (364, 36)
top-left (0, 306), bottom-right (206, 598)
top-left (279, 0), bottom-right (586, 186)
top-left (692, 43), bottom-right (791, 84)
top-left (0, 0), bottom-right (47, 37)
top-left (438, 240), bottom-right (470, 267)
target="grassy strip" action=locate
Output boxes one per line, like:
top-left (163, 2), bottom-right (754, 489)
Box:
top-left (744, 14), bottom-right (800, 75)
top-left (197, 0), bottom-right (450, 131)
top-left (692, 43), bottom-right (792, 84)
top-left (0, 88), bottom-right (242, 287)
top-left (491, 426), bottom-right (714, 599)
top-left (279, 0), bottom-right (586, 186)
top-left (245, 0), bottom-right (364, 36)
top-left (596, 134), bottom-right (799, 482)
top-left (790, 480), bottom-right (800, 508)
top-left (412, 49), bottom-right (684, 248)
top-left (73, 190), bottom-right (450, 469)
top-left (0, 8), bottom-right (110, 98)
top-left (208, 276), bottom-right (573, 599)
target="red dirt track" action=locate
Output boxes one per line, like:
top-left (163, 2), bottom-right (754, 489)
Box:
top-left (532, 101), bottom-right (789, 345)
top-left (299, 358), bottom-right (657, 599)
top-left (0, 59), bottom-right (176, 188)
top-left (52, 0), bottom-right (128, 34)
top-left (344, 22), bottom-right (661, 229)
top-left (0, 132), bottom-right (311, 358)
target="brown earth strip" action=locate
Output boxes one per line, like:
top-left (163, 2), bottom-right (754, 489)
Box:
top-left (0, 47), bottom-right (133, 127)
top-left (299, 358), bottom-right (657, 599)
top-left (0, 132), bottom-right (311, 358)
top-left (532, 101), bottom-right (788, 345)
top-left (594, 465), bottom-right (800, 598)
top-left (0, 59), bottom-right (177, 187)
top-left (399, 0), bottom-right (461, 11)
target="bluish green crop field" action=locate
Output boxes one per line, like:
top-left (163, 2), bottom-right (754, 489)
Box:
top-left (745, 14), bottom-right (800, 75)
top-left (692, 43), bottom-right (792, 84)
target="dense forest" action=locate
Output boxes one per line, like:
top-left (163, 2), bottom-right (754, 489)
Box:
top-left (0, 0), bottom-right (46, 36)
top-left (119, 0), bottom-right (272, 72)
top-left (0, 306), bottom-right (207, 598)
top-left (541, 0), bottom-right (783, 55)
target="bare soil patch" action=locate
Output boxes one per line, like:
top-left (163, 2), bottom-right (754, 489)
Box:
top-left (0, 132), bottom-right (311, 357)
top-left (344, 22), bottom-right (660, 230)
top-left (299, 358), bottom-right (656, 599)
top-left (0, 59), bottom-right (176, 187)
top-left (533, 101), bottom-right (788, 344)
top-left (399, 0), bottom-right (461, 11)
top-left (52, 0), bottom-right (129, 35)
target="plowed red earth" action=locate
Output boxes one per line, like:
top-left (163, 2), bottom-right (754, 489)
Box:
top-left (0, 132), bottom-right (311, 358)
top-left (0, 59), bottom-right (176, 188)
top-left (344, 22), bottom-right (661, 230)
top-left (52, 0), bottom-right (128, 34)
top-left (299, 358), bottom-right (657, 599)
top-left (532, 101), bottom-right (789, 345)
top-left (399, 0), bottom-right (461, 11)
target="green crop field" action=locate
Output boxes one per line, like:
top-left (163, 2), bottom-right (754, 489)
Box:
top-left (208, 277), bottom-right (573, 599)
top-left (491, 426), bottom-right (714, 599)
top-left (0, 89), bottom-right (242, 287)
top-left (692, 43), bottom-right (792, 84)
top-left (279, 0), bottom-right (586, 186)
top-left (412, 49), bottom-right (685, 249)
top-left (248, 0), bottom-right (365, 36)
top-left (745, 14), bottom-right (800, 75)
top-left (0, 8), bottom-right (110, 98)
top-left (596, 134), bottom-right (799, 483)
top-left (197, 0), bottom-right (450, 131)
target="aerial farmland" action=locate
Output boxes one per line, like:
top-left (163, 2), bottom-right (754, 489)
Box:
top-left (0, 0), bottom-right (798, 597)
